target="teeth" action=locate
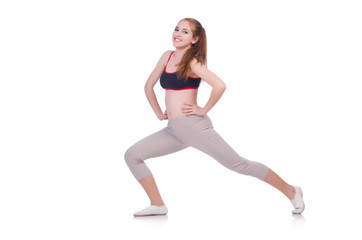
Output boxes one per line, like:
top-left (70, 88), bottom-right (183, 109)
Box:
top-left (175, 38), bottom-right (181, 42)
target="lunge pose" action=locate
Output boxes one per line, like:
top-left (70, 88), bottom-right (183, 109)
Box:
top-left (124, 18), bottom-right (304, 216)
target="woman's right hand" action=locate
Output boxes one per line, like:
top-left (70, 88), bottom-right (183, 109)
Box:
top-left (157, 110), bottom-right (168, 121)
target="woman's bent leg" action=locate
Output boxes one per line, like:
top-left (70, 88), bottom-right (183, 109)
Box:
top-left (124, 127), bottom-right (187, 211)
top-left (124, 127), bottom-right (187, 181)
top-left (139, 175), bottom-right (165, 206)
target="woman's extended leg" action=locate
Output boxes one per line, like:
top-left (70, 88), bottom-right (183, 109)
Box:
top-left (195, 129), bottom-right (304, 213)
top-left (264, 169), bottom-right (295, 200)
top-left (171, 115), bottom-right (305, 213)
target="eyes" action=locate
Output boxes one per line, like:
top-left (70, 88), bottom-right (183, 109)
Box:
top-left (174, 27), bottom-right (189, 34)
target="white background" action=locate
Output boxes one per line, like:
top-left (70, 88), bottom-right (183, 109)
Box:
top-left (1, 0), bottom-right (361, 239)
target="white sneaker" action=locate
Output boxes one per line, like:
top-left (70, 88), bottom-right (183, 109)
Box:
top-left (133, 205), bottom-right (168, 217)
top-left (291, 186), bottom-right (305, 214)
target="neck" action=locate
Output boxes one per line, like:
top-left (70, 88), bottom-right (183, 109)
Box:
top-left (174, 46), bottom-right (190, 59)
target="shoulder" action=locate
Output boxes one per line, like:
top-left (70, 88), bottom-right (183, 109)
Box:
top-left (154, 50), bottom-right (174, 67)
top-left (190, 58), bottom-right (207, 71)
top-left (162, 50), bottom-right (174, 59)
top-left (157, 50), bottom-right (174, 64)
top-left (164, 50), bottom-right (174, 55)
top-left (189, 58), bottom-right (209, 78)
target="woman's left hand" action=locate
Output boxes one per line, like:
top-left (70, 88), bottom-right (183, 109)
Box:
top-left (181, 103), bottom-right (206, 116)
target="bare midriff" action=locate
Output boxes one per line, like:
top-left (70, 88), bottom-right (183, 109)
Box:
top-left (165, 89), bottom-right (198, 119)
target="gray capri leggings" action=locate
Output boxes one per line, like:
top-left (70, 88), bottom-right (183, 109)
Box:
top-left (124, 115), bottom-right (270, 181)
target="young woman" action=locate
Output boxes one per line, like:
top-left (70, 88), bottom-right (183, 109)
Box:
top-left (125, 18), bottom-right (305, 217)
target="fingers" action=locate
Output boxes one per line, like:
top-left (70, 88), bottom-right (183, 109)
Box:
top-left (181, 106), bottom-right (192, 111)
top-left (182, 103), bottom-right (201, 116)
top-left (182, 108), bottom-right (194, 115)
top-left (182, 103), bottom-right (192, 109)
top-left (182, 103), bottom-right (193, 109)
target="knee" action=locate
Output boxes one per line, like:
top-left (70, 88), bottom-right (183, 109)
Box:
top-left (124, 147), bottom-right (141, 166)
top-left (231, 158), bottom-right (252, 175)
top-left (232, 158), bottom-right (269, 180)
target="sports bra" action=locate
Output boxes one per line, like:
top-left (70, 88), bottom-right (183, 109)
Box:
top-left (160, 51), bottom-right (201, 90)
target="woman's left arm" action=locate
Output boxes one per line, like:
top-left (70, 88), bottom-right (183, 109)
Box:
top-left (182, 60), bottom-right (226, 116)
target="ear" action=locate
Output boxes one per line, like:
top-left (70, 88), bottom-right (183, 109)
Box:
top-left (192, 36), bottom-right (199, 44)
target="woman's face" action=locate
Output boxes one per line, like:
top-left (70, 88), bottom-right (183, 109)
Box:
top-left (172, 20), bottom-right (198, 49)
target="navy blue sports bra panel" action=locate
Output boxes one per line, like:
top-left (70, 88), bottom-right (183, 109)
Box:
top-left (160, 51), bottom-right (201, 90)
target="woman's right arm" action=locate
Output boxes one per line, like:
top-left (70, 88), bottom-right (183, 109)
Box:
top-left (144, 51), bottom-right (171, 120)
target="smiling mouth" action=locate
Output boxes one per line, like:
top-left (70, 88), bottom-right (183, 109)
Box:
top-left (174, 38), bottom-right (182, 42)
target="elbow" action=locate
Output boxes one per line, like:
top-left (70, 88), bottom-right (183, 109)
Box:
top-left (219, 82), bottom-right (226, 93)
top-left (144, 83), bottom-right (153, 93)
top-left (213, 82), bottom-right (226, 94)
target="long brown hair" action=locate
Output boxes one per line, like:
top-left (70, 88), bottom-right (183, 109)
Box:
top-left (176, 18), bottom-right (207, 80)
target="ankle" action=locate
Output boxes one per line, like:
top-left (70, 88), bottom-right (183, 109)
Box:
top-left (287, 186), bottom-right (296, 200)
top-left (151, 201), bottom-right (165, 206)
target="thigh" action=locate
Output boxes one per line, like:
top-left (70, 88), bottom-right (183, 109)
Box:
top-left (192, 128), bottom-right (244, 168)
top-left (126, 127), bottom-right (188, 161)
top-left (171, 115), bottom-right (241, 166)
top-left (192, 128), bottom-right (269, 180)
